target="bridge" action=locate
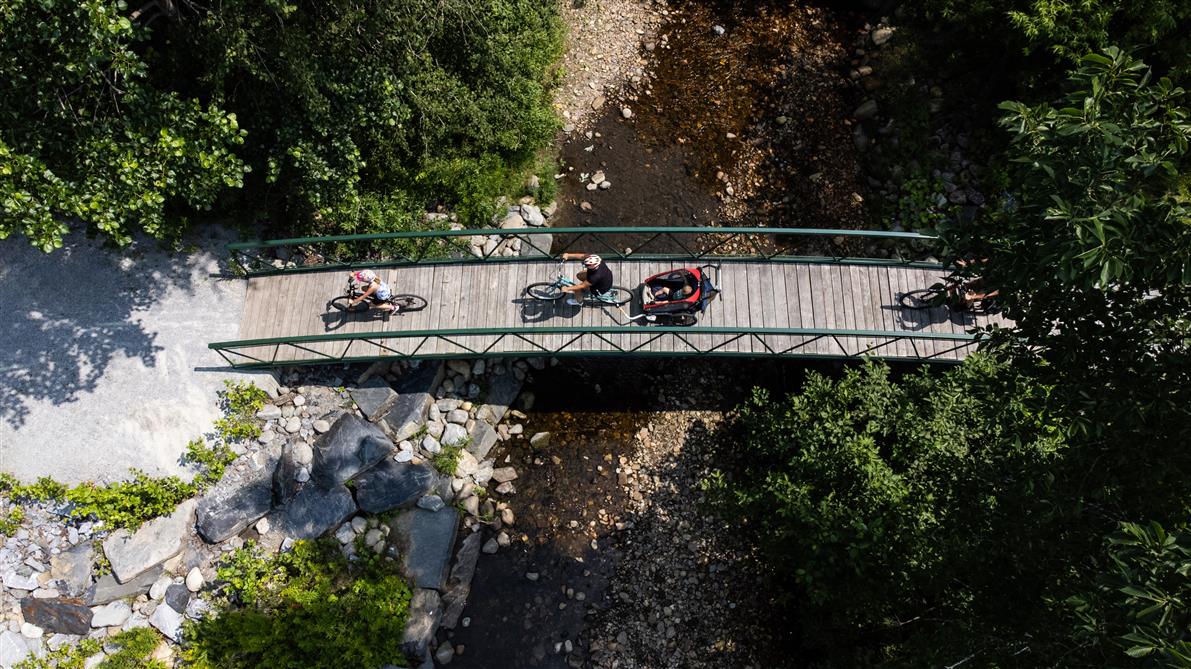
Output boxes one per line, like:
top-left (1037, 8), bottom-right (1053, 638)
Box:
top-left (208, 227), bottom-right (1005, 368)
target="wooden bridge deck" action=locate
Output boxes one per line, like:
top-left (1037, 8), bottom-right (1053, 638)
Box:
top-left (228, 259), bottom-right (1006, 364)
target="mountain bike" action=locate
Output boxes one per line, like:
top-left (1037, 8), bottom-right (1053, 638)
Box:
top-left (525, 261), bottom-right (632, 306)
top-left (328, 278), bottom-right (428, 314)
top-left (899, 274), bottom-right (999, 313)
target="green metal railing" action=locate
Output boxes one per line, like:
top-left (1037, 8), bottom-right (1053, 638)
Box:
top-left (229, 226), bottom-right (942, 276)
top-left (208, 325), bottom-right (980, 369)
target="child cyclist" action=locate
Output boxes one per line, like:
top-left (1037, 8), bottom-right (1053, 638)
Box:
top-left (348, 269), bottom-right (397, 312)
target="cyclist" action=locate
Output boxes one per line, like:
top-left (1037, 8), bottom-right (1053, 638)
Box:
top-left (559, 252), bottom-right (612, 306)
top-left (950, 258), bottom-right (1000, 310)
top-left (348, 269), bottom-right (397, 312)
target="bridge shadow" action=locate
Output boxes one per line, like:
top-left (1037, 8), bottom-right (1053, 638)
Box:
top-left (514, 297), bottom-right (585, 324)
top-left (885, 299), bottom-right (975, 332)
top-left (320, 303), bottom-right (408, 331)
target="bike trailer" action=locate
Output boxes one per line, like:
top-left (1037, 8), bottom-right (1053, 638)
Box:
top-left (640, 265), bottom-right (721, 316)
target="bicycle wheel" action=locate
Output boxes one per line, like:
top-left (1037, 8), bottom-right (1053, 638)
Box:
top-left (391, 294), bottom-right (427, 313)
top-left (328, 295), bottom-right (369, 313)
top-left (899, 288), bottom-right (946, 310)
top-left (595, 286), bottom-right (633, 306)
top-left (668, 313), bottom-right (698, 327)
top-left (526, 282), bottom-right (564, 300)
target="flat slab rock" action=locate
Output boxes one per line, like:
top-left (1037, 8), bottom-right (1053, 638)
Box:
top-left (49, 543), bottom-right (94, 597)
top-left (440, 532), bottom-right (483, 629)
top-left (196, 443), bottom-right (282, 543)
top-left (481, 373), bottom-right (523, 425)
top-left (350, 378), bottom-right (399, 421)
top-left (103, 499), bottom-right (195, 584)
top-left (393, 507), bottom-right (459, 591)
top-left (21, 597), bottom-right (92, 635)
top-left (268, 483), bottom-right (357, 540)
top-left (401, 588), bottom-right (443, 661)
top-left (381, 392), bottom-right (432, 443)
top-left (88, 564), bottom-right (163, 605)
top-left (466, 421), bottom-right (498, 461)
top-left (354, 459), bottom-right (439, 514)
top-left (394, 361), bottom-right (445, 395)
top-left (312, 414), bottom-right (394, 490)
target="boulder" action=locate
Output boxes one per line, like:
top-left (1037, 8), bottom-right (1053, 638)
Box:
top-left (88, 565), bottom-right (163, 605)
top-left (49, 543), bottom-right (93, 597)
top-left (349, 378), bottom-right (399, 421)
top-left (103, 499), bottom-right (196, 583)
top-left (481, 374), bottom-right (522, 425)
top-left (395, 361), bottom-right (445, 395)
top-left (268, 484), bottom-right (357, 540)
top-left (520, 204), bottom-right (545, 227)
top-left (381, 392), bottom-right (432, 443)
top-left (21, 597), bottom-right (91, 635)
top-left (392, 507), bottom-right (460, 590)
top-left (89, 601), bottom-right (131, 628)
top-left (354, 460), bottom-right (438, 514)
top-left (312, 414), bottom-right (394, 490)
top-left (196, 444), bottom-right (282, 543)
top-left (149, 603), bottom-right (184, 642)
top-left (401, 589), bottom-right (442, 661)
top-left (465, 421), bottom-right (498, 461)
top-left (440, 532), bottom-right (483, 629)
top-left (441, 422), bottom-right (467, 447)
top-left (519, 233), bottom-right (552, 257)
top-left (271, 440), bottom-right (306, 506)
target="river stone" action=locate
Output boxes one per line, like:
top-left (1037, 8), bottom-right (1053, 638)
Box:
top-left (401, 589), bottom-right (442, 661)
top-left (416, 495), bottom-right (445, 512)
top-left (854, 99), bottom-right (879, 121)
top-left (149, 603), bottom-right (184, 642)
top-left (196, 444), bottom-right (283, 543)
top-left (529, 432), bottom-right (551, 448)
top-left (165, 584), bottom-right (191, 612)
top-left (520, 204), bottom-right (545, 227)
top-left (440, 532), bottom-right (483, 629)
top-left (355, 459), bottom-right (438, 514)
top-left (381, 391), bottom-right (432, 443)
top-left (0, 631), bottom-right (29, 667)
top-left (2, 570), bottom-right (39, 591)
top-left (268, 484), bottom-right (357, 540)
top-left (312, 414), bottom-right (394, 490)
top-left (393, 507), bottom-right (459, 590)
top-left (103, 499), bottom-right (195, 583)
top-left (491, 467), bottom-right (518, 483)
top-left (89, 600), bottom-right (131, 628)
top-left (395, 360), bottom-right (446, 395)
top-left (466, 421), bottom-right (498, 461)
top-left (349, 378), bottom-right (399, 421)
top-left (256, 404), bottom-right (282, 421)
top-left (88, 565), bottom-right (163, 605)
top-left (21, 597), bottom-right (92, 635)
top-left (454, 450), bottom-right (479, 478)
top-left (481, 374), bottom-right (522, 425)
top-left (441, 423), bottom-right (467, 447)
top-left (49, 543), bottom-right (93, 597)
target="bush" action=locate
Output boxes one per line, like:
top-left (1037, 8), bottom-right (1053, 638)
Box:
top-left (182, 540), bottom-right (413, 669)
top-left (16, 628), bottom-right (164, 668)
top-left (213, 380), bottom-right (267, 442)
top-left (184, 438), bottom-right (237, 490)
top-left (65, 471), bottom-right (196, 530)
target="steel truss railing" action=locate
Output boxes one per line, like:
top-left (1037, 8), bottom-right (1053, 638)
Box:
top-left (228, 226), bottom-right (942, 277)
top-left (209, 325), bottom-right (980, 369)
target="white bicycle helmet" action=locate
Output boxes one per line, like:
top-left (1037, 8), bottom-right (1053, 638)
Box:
top-left (583, 255), bottom-right (602, 268)
top-left (354, 270), bottom-right (377, 283)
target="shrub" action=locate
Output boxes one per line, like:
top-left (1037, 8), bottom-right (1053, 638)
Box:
top-left (184, 438), bottom-right (237, 490)
top-left (65, 471), bottom-right (196, 530)
top-left (16, 628), bottom-right (163, 668)
top-left (432, 441), bottom-right (466, 475)
top-left (0, 506), bottom-right (24, 536)
top-left (213, 380), bottom-right (267, 442)
top-left (182, 540), bottom-right (413, 669)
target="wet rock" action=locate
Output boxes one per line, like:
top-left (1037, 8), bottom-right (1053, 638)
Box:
top-left (354, 460), bottom-right (439, 514)
top-left (88, 565), bottom-right (163, 605)
top-left (393, 508), bottom-right (460, 590)
top-left (529, 432), bottom-right (551, 448)
top-left (268, 484), bottom-right (357, 540)
top-left (441, 533), bottom-right (483, 629)
top-left (197, 444), bottom-right (282, 543)
top-left (401, 589), bottom-right (442, 661)
top-left (854, 99), bottom-right (879, 121)
top-left (871, 26), bottom-right (895, 46)
top-left (435, 642), bottom-right (455, 665)
top-left (349, 378), bottom-right (399, 421)
top-left (103, 499), bottom-right (196, 583)
top-left (21, 597), bottom-right (91, 635)
top-left (312, 414), bottom-right (394, 490)
top-left (621, 107), bottom-right (633, 119)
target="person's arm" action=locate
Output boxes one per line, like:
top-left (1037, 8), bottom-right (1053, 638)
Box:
top-left (562, 279), bottom-right (591, 295)
top-left (560, 252), bottom-right (589, 261)
top-left (352, 281), bottom-right (379, 305)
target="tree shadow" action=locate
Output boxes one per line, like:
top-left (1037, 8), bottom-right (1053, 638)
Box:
top-left (0, 228), bottom-right (219, 428)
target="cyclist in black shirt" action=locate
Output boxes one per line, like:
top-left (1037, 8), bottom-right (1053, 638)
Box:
top-left (560, 252), bottom-right (612, 306)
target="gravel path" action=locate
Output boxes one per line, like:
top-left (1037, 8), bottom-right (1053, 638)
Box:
top-left (0, 226), bottom-right (274, 484)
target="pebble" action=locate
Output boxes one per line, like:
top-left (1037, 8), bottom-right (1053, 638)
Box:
top-left (580, 202), bottom-right (593, 212)
top-left (482, 538), bottom-right (499, 555)
top-left (351, 516), bottom-right (368, 533)
top-left (591, 95), bottom-right (605, 110)
top-left (21, 623), bottom-right (43, 639)
top-left (312, 419), bottom-right (330, 434)
top-left (525, 572), bottom-right (539, 582)
top-left (621, 107), bottom-right (632, 119)
top-left (185, 567), bottom-right (204, 592)
top-left (435, 641), bottom-right (455, 665)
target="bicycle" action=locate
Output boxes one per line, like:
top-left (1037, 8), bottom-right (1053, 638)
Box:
top-left (328, 277), bottom-right (428, 314)
top-left (899, 274), bottom-right (999, 313)
top-left (525, 260), bottom-right (632, 306)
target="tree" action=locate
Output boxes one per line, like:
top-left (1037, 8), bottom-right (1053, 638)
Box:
top-left (0, 0), bottom-right (248, 251)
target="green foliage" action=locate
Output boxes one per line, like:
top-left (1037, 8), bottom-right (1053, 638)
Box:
top-left (213, 380), bottom-right (267, 442)
top-left (183, 539), bottom-right (413, 669)
top-left (1070, 521), bottom-right (1191, 665)
top-left (707, 356), bottom-right (1069, 662)
top-left (16, 628), bottom-right (163, 668)
top-left (0, 506), bottom-right (24, 536)
top-left (432, 443), bottom-right (465, 475)
top-left (3, 476), bottom-right (68, 503)
top-left (163, 0), bottom-right (564, 234)
top-left (0, 0), bottom-right (248, 251)
top-left (184, 438), bottom-right (237, 490)
top-left (65, 471), bottom-right (196, 530)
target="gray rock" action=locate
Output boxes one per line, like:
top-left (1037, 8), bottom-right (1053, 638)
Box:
top-left (149, 603), bottom-right (184, 642)
top-left (465, 421), bottom-right (498, 461)
top-left (395, 361), bottom-right (446, 395)
top-left (185, 598), bottom-right (213, 620)
top-left (854, 99), bottom-right (879, 121)
top-left (165, 584), bottom-right (191, 612)
top-left (50, 543), bottom-right (94, 597)
top-left (89, 600), bottom-right (131, 628)
top-left (401, 589), bottom-right (442, 660)
top-left (393, 508), bottom-right (460, 590)
top-left (103, 499), bottom-right (195, 583)
top-left (186, 567), bottom-right (205, 593)
top-left (473, 461), bottom-right (494, 487)
top-left (256, 404), bottom-right (282, 421)
top-left (88, 564), bottom-right (163, 605)
top-left (455, 451), bottom-right (479, 478)
top-left (335, 523), bottom-right (356, 544)
top-left (441, 423), bottom-right (468, 447)
top-left (355, 460), bottom-right (438, 514)
top-left (519, 233), bottom-right (552, 256)
top-left (149, 576), bottom-right (171, 601)
top-left (312, 414), bottom-right (394, 490)
top-left (435, 642), bottom-right (455, 665)
top-left (123, 612), bottom-right (150, 631)
top-left (529, 432), bottom-right (551, 448)
top-left (21, 597), bottom-right (91, 635)
top-left (381, 392), bottom-right (432, 442)
top-left (520, 204), bottom-right (545, 227)
top-left (272, 441), bottom-right (306, 506)
top-left (416, 495), bottom-right (445, 512)
top-left (268, 484), bottom-right (357, 540)
top-left (481, 538), bottom-right (498, 554)
top-left (0, 631), bottom-right (30, 668)
top-left (421, 435), bottom-right (442, 455)
top-left (196, 444), bottom-right (282, 543)
top-left (482, 375), bottom-right (521, 425)
top-left (871, 26), bottom-right (895, 46)
top-left (3, 570), bottom-right (39, 591)
top-left (312, 419), bottom-right (331, 434)
top-left (349, 378), bottom-right (399, 421)
top-left (440, 532), bottom-right (483, 629)
top-left (445, 409), bottom-right (468, 425)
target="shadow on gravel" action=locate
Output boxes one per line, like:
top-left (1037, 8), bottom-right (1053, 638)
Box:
top-left (0, 231), bottom-right (207, 428)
